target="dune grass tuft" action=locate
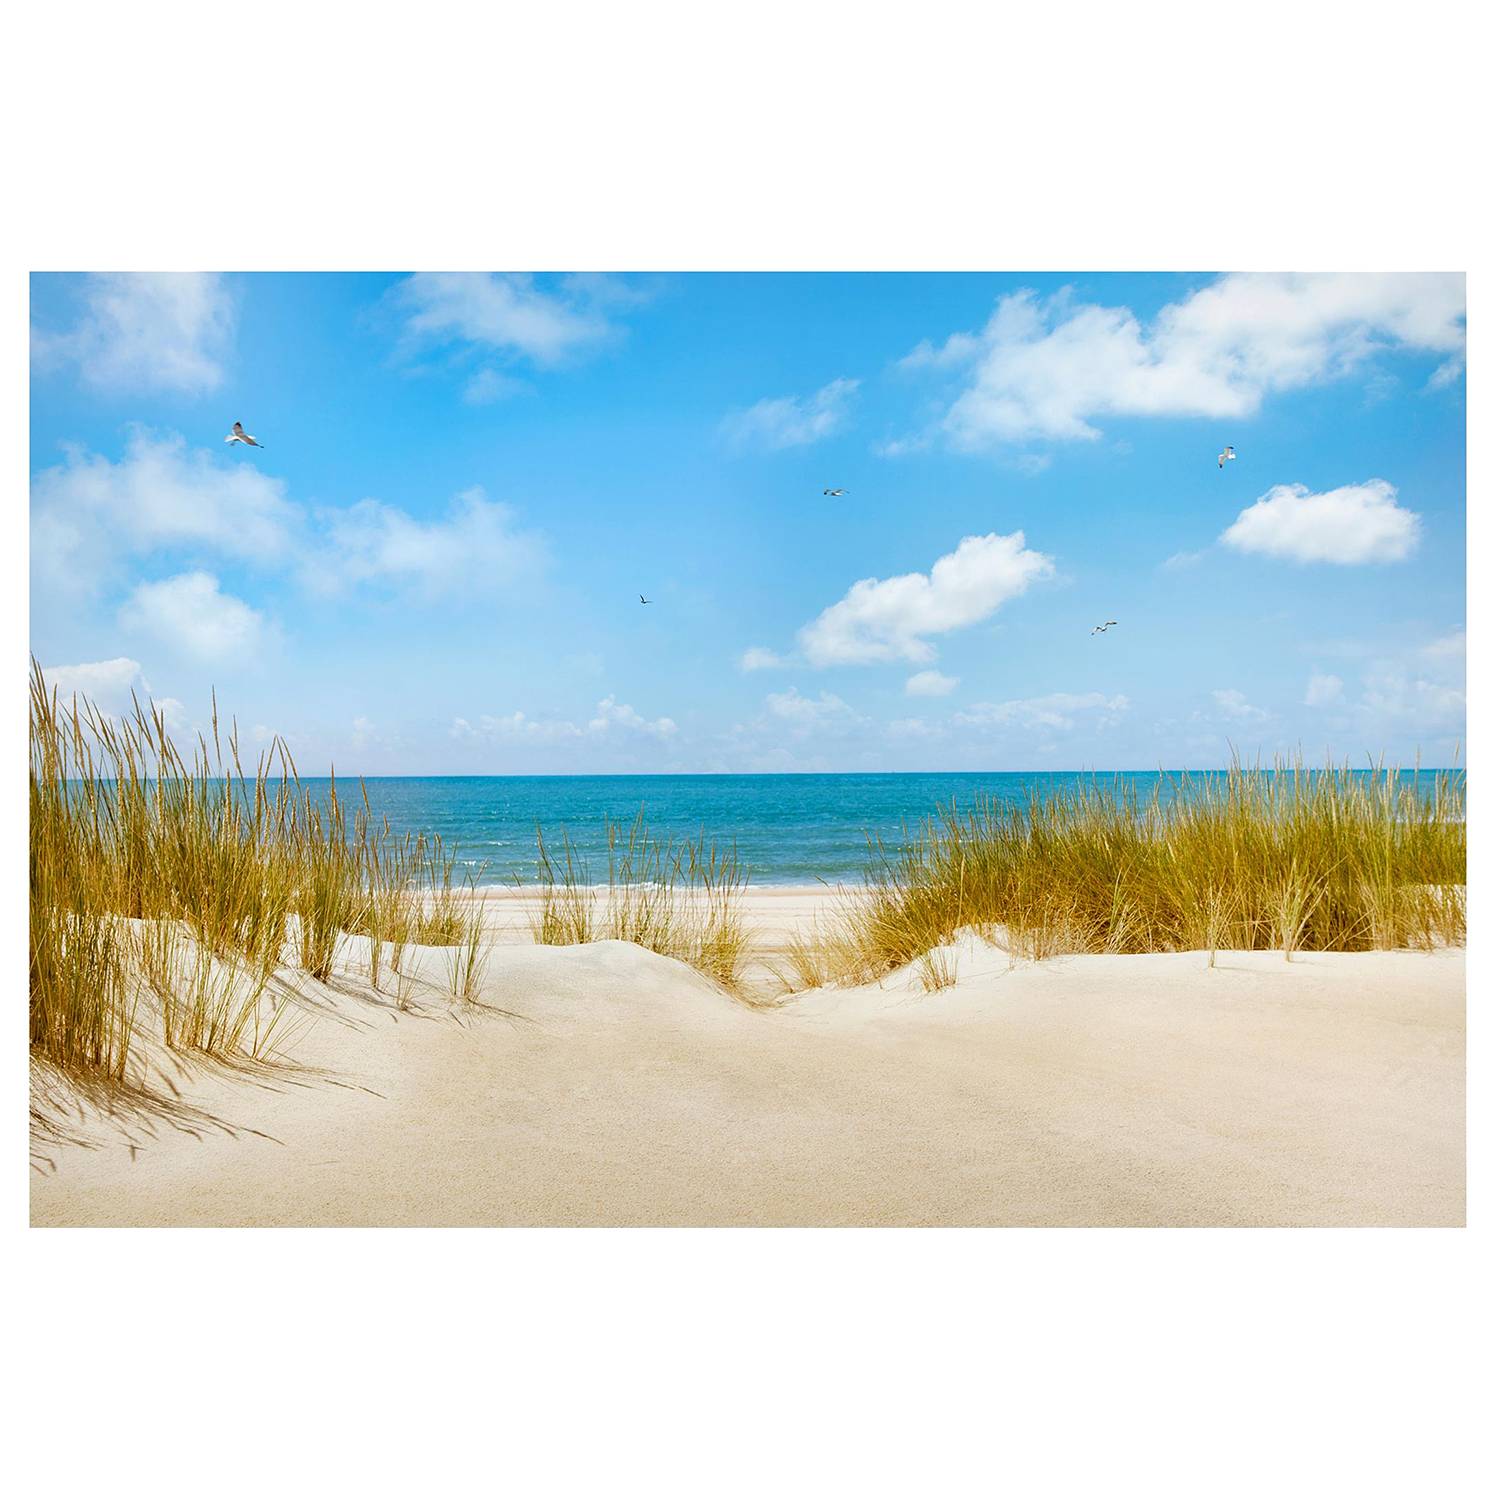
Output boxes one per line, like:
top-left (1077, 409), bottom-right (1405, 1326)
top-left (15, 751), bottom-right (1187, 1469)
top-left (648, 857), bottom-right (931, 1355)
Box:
top-left (796, 760), bottom-right (1465, 984)
top-left (529, 811), bottom-right (751, 992)
top-left (29, 661), bottom-right (477, 1085)
top-left (916, 948), bottom-right (959, 993)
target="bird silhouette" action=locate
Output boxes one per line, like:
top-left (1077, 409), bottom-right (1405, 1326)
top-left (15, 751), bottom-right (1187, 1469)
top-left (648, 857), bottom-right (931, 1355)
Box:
top-left (225, 421), bottom-right (264, 448)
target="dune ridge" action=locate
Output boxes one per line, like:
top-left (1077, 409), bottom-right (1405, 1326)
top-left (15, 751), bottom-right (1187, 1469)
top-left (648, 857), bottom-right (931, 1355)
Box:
top-left (32, 892), bottom-right (1464, 1229)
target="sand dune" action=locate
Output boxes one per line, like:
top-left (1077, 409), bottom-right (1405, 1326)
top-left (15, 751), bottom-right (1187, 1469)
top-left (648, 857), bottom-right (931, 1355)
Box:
top-left (31, 895), bottom-right (1464, 1228)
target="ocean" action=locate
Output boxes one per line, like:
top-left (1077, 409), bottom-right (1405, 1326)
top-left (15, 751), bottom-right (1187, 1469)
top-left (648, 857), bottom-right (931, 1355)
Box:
top-left (318, 770), bottom-right (1459, 886)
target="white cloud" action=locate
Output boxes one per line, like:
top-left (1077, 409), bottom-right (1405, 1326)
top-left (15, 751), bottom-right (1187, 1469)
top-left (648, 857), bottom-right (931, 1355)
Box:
top-left (1428, 357), bottom-right (1464, 391)
top-left (33, 657), bottom-right (183, 726)
top-left (32, 432), bottom-right (548, 609)
top-left (887, 717), bottom-right (946, 739)
top-left (1358, 631), bottom-right (1466, 735)
top-left (956, 691), bottom-right (1129, 732)
top-left (901, 274), bottom-right (1464, 447)
top-left (739, 646), bottom-right (788, 672)
top-left (1210, 688), bottom-right (1270, 722)
top-left (393, 273), bottom-right (615, 366)
top-left (722, 378), bottom-right (859, 451)
top-left (799, 532), bottom-right (1054, 666)
top-left (1420, 628), bottom-right (1465, 661)
top-left (318, 486), bottom-right (539, 595)
top-left (32, 273), bottom-right (234, 395)
top-left (118, 572), bottom-right (268, 664)
top-left (1160, 549), bottom-right (1207, 572)
top-left (765, 688), bottom-right (853, 724)
top-left (587, 696), bottom-right (677, 737)
top-left (37, 657), bottom-right (143, 709)
top-left (451, 694), bottom-right (676, 746)
top-left (450, 713), bottom-right (583, 746)
top-left (1220, 480), bottom-right (1419, 565)
top-left (31, 430), bottom-right (300, 595)
top-left (1304, 671), bottom-right (1345, 707)
top-left (905, 670), bottom-right (958, 697)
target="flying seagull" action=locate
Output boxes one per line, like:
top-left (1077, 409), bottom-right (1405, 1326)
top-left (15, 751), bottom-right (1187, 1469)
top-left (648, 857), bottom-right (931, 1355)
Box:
top-left (225, 422), bottom-right (264, 448)
top-left (822, 487), bottom-right (846, 497)
top-left (1217, 445), bottom-right (1235, 468)
top-left (639, 594), bottom-right (651, 605)
top-left (1090, 620), bottom-right (1118, 636)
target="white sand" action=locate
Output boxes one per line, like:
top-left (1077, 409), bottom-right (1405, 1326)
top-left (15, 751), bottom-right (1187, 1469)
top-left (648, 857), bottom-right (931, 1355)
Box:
top-left (31, 890), bottom-right (1465, 1227)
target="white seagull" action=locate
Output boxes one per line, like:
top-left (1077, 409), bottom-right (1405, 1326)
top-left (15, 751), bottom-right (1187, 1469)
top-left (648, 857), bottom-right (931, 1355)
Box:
top-left (639, 594), bottom-right (651, 605)
top-left (225, 421), bottom-right (264, 448)
top-left (1090, 620), bottom-right (1118, 636)
top-left (822, 487), bottom-right (846, 497)
top-left (1217, 445), bottom-right (1235, 468)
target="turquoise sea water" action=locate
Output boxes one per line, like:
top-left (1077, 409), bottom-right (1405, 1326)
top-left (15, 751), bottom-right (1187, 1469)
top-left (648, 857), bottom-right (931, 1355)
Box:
top-left (317, 771), bottom-right (1459, 886)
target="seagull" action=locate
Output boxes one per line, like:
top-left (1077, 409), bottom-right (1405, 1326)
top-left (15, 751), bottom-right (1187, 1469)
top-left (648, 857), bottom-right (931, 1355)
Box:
top-left (822, 487), bottom-right (846, 497)
top-left (225, 422), bottom-right (264, 448)
top-left (1217, 445), bottom-right (1235, 468)
top-left (639, 594), bottom-right (651, 605)
top-left (1090, 620), bottom-right (1118, 636)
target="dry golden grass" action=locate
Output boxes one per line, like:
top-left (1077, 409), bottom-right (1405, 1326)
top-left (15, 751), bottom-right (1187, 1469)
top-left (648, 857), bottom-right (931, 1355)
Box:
top-left (33, 657), bottom-right (1466, 1072)
top-left (29, 661), bottom-right (474, 1084)
top-left (529, 812), bottom-right (751, 993)
top-left (916, 948), bottom-right (958, 993)
top-left (790, 761), bottom-right (1465, 985)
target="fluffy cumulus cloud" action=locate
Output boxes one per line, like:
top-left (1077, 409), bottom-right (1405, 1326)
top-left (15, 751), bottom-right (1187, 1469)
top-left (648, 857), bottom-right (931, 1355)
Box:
top-left (899, 273), bottom-right (1465, 447)
top-left (32, 273), bottom-right (234, 395)
top-left (722, 378), bottom-right (859, 450)
top-left (799, 532), bottom-right (1054, 666)
top-left (316, 486), bottom-right (539, 595)
top-left (31, 429), bottom-right (300, 595)
top-left (34, 656), bottom-right (184, 726)
top-left (1304, 671), bottom-right (1345, 707)
top-left (1220, 480), bottom-right (1420, 565)
top-left (37, 656), bottom-right (144, 706)
top-left (31, 433), bottom-right (548, 629)
top-left (393, 273), bottom-right (621, 367)
top-left (587, 696), bottom-right (677, 737)
top-left (118, 572), bottom-right (268, 664)
top-left (905, 670), bottom-right (957, 697)
top-left (955, 691), bottom-right (1129, 732)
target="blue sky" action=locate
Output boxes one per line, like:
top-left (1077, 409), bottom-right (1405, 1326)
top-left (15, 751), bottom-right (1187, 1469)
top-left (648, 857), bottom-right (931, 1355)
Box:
top-left (29, 272), bottom-right (1465, 773)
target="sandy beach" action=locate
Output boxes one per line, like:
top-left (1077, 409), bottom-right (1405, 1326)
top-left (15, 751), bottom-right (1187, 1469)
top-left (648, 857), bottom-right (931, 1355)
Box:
top-left (30, 888), bottom-right (1464, 1228)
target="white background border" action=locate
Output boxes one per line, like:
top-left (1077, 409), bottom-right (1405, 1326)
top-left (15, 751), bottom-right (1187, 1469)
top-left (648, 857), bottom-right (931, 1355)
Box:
top-left (3, 3), bottom-right (1489, 1495)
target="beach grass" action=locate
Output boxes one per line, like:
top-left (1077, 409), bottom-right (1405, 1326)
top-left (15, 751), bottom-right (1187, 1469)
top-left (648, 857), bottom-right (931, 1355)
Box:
top-left (528, 812), bottom-right (751, 992)
top-left (32, 658), bottom-right (1467, 1075)
top-left (28, 661), bottom-right (472, 1084)
top-left (799, 761), bottom-right (1466, 983)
